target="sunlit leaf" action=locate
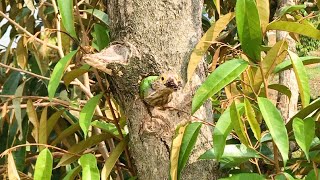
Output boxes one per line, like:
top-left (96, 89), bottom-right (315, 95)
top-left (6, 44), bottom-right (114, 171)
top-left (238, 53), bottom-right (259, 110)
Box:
top-left (244, 98), bottom-right (261, 141)
top-left (187, 12), bottom-right (235, 81)
top-left (57, 0), bottom-right (77, 38)
top-left (16, 36), bottom-right (28, 69)
top-left (101, 136), bottom-right (128, 179)
top-left (200, 144), bottom-right (260, 159)
top-left (219, 173), bottom-right (265, 180)
top-left (279, 4), bottom-right (306, 17)
top-left (192, 59), bottom-right (248, 114)
top-left (275, 172), bottom-right (295, 180)
top-left (170, 124), bottom-right (187, 180)
top-left (293, 117), bottom-right (315, 161)
top-left (177, 122), bottom-right (202, 179)
top-left (34, 148), bottom-right (53, 180)
top-left (230, 101), bottom-right (249, 145)
top-left (91, 120), bottom-right (124, 137)
top-left (274, 56), bottom-right (320, 73)
top-left (267, 21), bottom-right (320, 40)
top-left (79, 154), bottom-right (100, 180)
top-left (85, 9), bottom-right (109, 25)
top-left (254, 40), bottom-right (288, 91)
top-left (213, 104), bottom-right (244, 160)
top-left (79, 94), bottom-right (103, 138)
top-left (258, 97), bottom-right (289, 165)
top-left (13, 82), bottom-right (25, 140)
top-left (236, 0), bottom-right (262, 61)
top-left (7, 153), bottom-right (20, 180)
top-left (256, 0), bottom-right (269, 33)
top-left (213, 0), bottom-right (220, 16)
top-left (288, 50), bottom-right (310, 108)
top-left (26, 99), bottom-right (39, 143)
top-left (48, 50), bottom-right (78, 100)
top-left (39, 107), bottom-right (48, 151)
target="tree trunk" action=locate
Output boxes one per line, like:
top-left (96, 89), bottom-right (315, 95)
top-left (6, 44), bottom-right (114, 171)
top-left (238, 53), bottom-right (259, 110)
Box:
top-left (105, 1), bottom-right (220, 179)
top-left (275, 0), bottom-right (299, 121)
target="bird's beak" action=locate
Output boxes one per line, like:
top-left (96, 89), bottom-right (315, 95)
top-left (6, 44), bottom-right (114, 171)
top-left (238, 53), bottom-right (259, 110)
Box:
top-left (165, 78), bottom-right (182, 91)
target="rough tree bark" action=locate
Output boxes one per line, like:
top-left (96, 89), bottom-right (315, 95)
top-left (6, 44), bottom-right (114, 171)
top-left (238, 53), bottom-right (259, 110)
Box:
top-left (102, 1), bottom-right (220, 179)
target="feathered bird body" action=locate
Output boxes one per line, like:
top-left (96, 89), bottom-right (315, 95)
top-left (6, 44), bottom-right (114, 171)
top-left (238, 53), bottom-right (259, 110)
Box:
top-left (139, 73), bottom-right (181, 107)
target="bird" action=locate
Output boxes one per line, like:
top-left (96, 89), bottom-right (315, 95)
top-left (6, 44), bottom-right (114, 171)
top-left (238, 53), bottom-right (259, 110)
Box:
top-left (139, 73), bottom-right (182, 107)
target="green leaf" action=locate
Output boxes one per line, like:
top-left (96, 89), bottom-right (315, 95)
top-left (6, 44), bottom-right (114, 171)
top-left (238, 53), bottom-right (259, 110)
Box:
top-left (267, 21), bottom-right (320, 40)
top-left (48, 50), bottom-right (78, 100)
top-left (85, 9), bottom-right (109, 25)
top-left (57, 134), bottom-right (111, 167)
top-left (288, 50), bottom-right (310, 108)
top-left (1, 71), bottom-right (22, 96)
top-left (51, 123), bottom-right (81, 146)
top-left (101, 136), bottom-right (128, 179)
top-left (91, 120), bottom-right (124, 137)
top-left (187, 12), bottom-right (235, 81)
top-left (275, 173), bottom-right (295, 180)
top-left (236, 0), bottom-right (262, 61)
top-left (192, 59), bottom-right (248, 114)
top-left (258, 97), bottom-right (289, 165)
top-left (79, 94), bottom-right (103, 138)
top-left (63, 64), bottom-right (90, 87)
top-left (92, 24), bottom-right (110, 51)
top-left (305, 168), bottom-right (320, 180)
top-left (244, 98), bottom-right (261, 141)
top-left (63, 166), bottom-right (81, 180)
top-left (200, 144), bottom-right (260, 159)
top-left (79, 154), bottom-right (100, 180)
top-left (177, 122), bottom-right (202, 179)
top-left (293, 117), bottom-right (315, 161)
top-left (230, 101), bottom-right (249, 145)
top-left (47, 110), bottom-right (65, 138)
top-left (219, 173), bottom-right (265, 180)
top-left (268, 84), bottom-right (292, 99)
top-left (34, 148), bottom-right (53, 180)
top-left (213, 104), bottom-right (244, 160)
top-left (279, 5), bottom-right (306, 17)
top-left (274, 56), bottom-right (320, 73)
top-left (57, 0), bottom-right (77, 38)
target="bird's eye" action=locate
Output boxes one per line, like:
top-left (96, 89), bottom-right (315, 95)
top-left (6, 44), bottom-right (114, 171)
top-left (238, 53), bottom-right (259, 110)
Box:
top-left (161, 77), bottom-right (165, 81)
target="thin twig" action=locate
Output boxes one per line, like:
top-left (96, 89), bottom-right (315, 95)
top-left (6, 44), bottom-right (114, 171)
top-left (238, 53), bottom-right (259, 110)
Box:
top-left (0, 143), bottom-right (81, 158)
top-left (0, 62), bottom-right (61, 82)
top-left (0, 11), bottom-right (59, 50)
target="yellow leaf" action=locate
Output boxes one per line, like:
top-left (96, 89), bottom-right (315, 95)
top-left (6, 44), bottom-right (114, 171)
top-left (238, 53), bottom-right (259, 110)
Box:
top-left (26, 99), bottom-right (39, 143)
top-left (7, 153), bottom-right (20, 180)
top-left (170, 124), bottom-right (187, 180)
top-left (187, 12), bottom-right (235, 81)
top-left (256, 0), bottom-right (270, 33)
top-left (39, 107), bottom-right (48, 151)
top-left (16, 36), bottom-right (28, 69)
